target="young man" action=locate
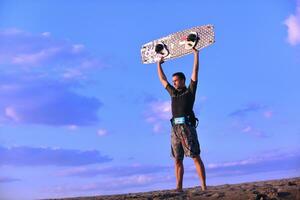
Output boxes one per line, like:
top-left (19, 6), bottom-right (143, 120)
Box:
top-left (157, 48), bottom-right (207, 192)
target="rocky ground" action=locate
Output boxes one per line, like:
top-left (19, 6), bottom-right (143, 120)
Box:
top-left (46, 177), bottom-right (300, 200)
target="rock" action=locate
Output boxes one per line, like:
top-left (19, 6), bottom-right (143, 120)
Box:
top-left (203, 192), bottom-right (213, 197)
top-left (277, 191), bottom-right (291, 197)
top-left (211, 192), bottom-right (224, 198)
top-left (265, 187), bottom-right (278, 198)
top-left (221, 184), bottom-right (231, 188)
top-left (211, 193), bottom-right (220, 198)
top-left (288, 181), bottom-right (297, 186)
top-left (254, 193), bottom-right (268, 200)
top-left (252, 190), bottom-right (260, 194)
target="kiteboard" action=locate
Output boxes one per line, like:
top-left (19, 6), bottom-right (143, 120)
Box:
top-left (141, 24), bottom-right (215, 64)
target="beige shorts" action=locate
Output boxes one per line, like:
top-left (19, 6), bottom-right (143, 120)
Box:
top-left (171, 124), bottom-right (200, 160)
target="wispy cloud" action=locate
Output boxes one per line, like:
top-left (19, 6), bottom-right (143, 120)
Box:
top-left (229, 103), bottom-right (267, 117)
top-left (50, 164), bottom-right (173, 196)
top-left (56, 164), bottom-right (170, 178)
top-left (241, 125), bottom-right (267, 138)
top-left (66, 124), bottom-right (79, 131)
top-left (0, 28), bottom-right (106, 79)
top-left (97, 129), bottom-right (108, 136)
top-left (50, 175), bottom-right (158, 195)
top-left (143, 94), bottom-right (207, 133)
top-left (50, 148), bottom-right (300, 195)
top-left (4, 106), bottom-right (20, 122)
top-left (206, 149), bottom-right (300, 177)
top-left (229, 120), bottom-right (269, 138)
top-left (0, 176), bottom-right (21, 183)
top-left (284, 2), bottom-right (300, 46)
top-left (144, 99), bottom-right (171, 133)
top-left (263, 111), bottom-right (273, 119)
top-left (0, 28), bottom-right (106, 126)
top-left (0, 146), bottom-right (112, 166)
top-left (228, 103), bottom-right (273, 138)
top-left (46, 171), bottom-right (176, 197)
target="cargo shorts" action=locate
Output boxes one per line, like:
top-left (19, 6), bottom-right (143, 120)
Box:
top-left (171, 124), bottom-right (200, 160)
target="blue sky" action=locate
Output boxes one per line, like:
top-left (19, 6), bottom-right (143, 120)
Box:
top-left (0, 0), bottom-right (300, 199)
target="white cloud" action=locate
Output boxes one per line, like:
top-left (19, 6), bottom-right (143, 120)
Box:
top-left (4, 107), bottom-right (20, 122)
top-left (63, 68), bottom-right (85, 79)
top-left (285, 4), bottom-right (300, 45)
top-left (148, 100), bottom-right (171, 120)
top-left (55, 164), bottom-right (170, 178)
top-left (0, 28), bottom-right (105, 126)
top-left (0, 145), bottom-right (112, 166)
top-left (144, 100), bottom-right (171, 134)
top-left (0, 84), bottom-right (20, 91)
top-left (42, 32), bottom-right (51, 37)
top-left (1, 28), bottom-right (24, 35)
top-left (207, 158), bottom-right (257, 169)
top-left (0, 176), bottom-right (20, 183)
top-left (207, 149), bottom-right (300, 170)
top-left (0, 28), bottom-right (105, 80)
top-left (263, 111), bottom-right (273, 118)
top-left (199, 95), bottom-right (208, 102)
top-left (67, 125), bottom-right (79, 131)
top-left (56, 166), bottom-right (87, 176)
top-left (97, 129), bottom-right (108, 136)
top-left (240, 125), bottom-right (267, 138)
top-left (12, 47), bottom-right (61, 65)
top-left (72, 44), bottom-right (85, 53)
top-left (49, 149), bottom-right (300, 196)
top-left (229, 103), bottom-right (273, 138)
top-left (143, 95), bottom-right (207, 133)
top-left (134, 175), bottom-right (153, 184)
top-left (153, 123), bottom-right (163, 133)
top-left (50, 174), bottom-right (155, 194)
top-left (241, 125), bottom-right (252, 133)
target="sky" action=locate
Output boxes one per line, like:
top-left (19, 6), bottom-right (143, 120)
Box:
top-left (0, 0), bottom-right (300, 199)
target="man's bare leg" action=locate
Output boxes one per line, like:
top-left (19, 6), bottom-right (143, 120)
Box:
top-left (175, 158), bottom-right (184, 191)
top-left (192, 155), bottom-right (207, 191)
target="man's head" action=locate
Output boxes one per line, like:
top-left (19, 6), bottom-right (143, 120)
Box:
top-left (172, 72), bottom-right (186, 90)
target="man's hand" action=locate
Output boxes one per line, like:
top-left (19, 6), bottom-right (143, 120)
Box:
top-left (157, 56), bottom-right (164, 65)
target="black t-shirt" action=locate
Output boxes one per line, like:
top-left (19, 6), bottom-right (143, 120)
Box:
top-left (166, 79), bottom-right (197, 118)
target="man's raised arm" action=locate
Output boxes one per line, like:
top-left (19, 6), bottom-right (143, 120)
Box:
top-left (157, 58), bottom-right (168, 88)
top-left (191, 48), bottom-right (199, 82)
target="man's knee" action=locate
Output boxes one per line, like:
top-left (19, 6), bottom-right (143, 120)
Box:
top-left (192, 155), bottom-right (201, 162)
top-left (175, 158), bottom-right (183, 165)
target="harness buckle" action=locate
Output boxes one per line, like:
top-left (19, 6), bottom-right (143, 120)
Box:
top-left (173, 117), bottom-right (185, 124)
top-left (170, 115), bottom-right (199, 128)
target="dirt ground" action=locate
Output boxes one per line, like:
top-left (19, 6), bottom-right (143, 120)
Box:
top-left (45, 177), bottom-right (300, 200)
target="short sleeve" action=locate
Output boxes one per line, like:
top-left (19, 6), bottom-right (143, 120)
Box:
top-left (188, 79), bottom-right (198, 96)
top-left (165, 82), bottom-right (176, 96)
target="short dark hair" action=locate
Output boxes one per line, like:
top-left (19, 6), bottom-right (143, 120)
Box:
top-left (172, 72), bottom-right (186, 82)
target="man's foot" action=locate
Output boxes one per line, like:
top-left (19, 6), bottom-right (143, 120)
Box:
top-left (201, 185), bottom-right (207, 191)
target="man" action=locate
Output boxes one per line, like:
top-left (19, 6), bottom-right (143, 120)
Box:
top-left (157, 48), bottom-right (207, 192)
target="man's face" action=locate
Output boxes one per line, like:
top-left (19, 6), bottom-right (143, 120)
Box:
top-left (172, 76), bottom-right (185, 90)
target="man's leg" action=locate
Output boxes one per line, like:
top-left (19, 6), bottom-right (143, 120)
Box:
top-left (171, 126), bottom-right (185, 191)
top-left (174, 158), bottom-right (184, 191)
top-left (192, 155), bottom-right (207, 191)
